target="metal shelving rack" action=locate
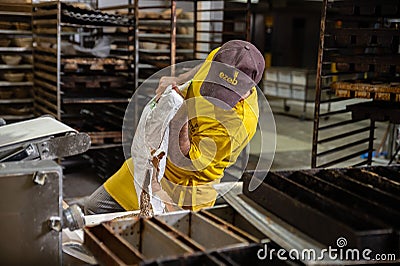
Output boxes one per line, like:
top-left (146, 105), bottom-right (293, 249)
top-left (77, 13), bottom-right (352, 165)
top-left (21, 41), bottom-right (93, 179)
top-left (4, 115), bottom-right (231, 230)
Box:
top-left (312, 0), bottom-right (400, 168)
top-left (93, 2), bottom-right (138, 179)
top-left (136, 0), bottom-right (194, 85)
top-left (0, 3), bottom-right (34, 122)
top-left (136, 0), bottom-right (252, 78)
top-left (32, 1), bottom-right (136, 178)
top-left (101, 0), bottom-right (252, 89)
top-left (192, 0), bottom-right (251, 59)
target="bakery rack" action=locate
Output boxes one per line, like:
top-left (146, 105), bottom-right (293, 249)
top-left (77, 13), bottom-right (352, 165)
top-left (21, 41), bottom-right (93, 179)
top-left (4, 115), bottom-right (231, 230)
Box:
top-left (32, 1), bottom-right (136, 178)
top-left (0, 3), bottom-right (34, 122)
top-left (98, 0), bottom-right (252, 94)
top-left (135, 0), bottom-right (252, 83)
top-left (312, 0), bottom-right (400, 168)
top-left (191, 0), bottom-right (252, 59)
top-left (136, 0), bottom-right (193, 86)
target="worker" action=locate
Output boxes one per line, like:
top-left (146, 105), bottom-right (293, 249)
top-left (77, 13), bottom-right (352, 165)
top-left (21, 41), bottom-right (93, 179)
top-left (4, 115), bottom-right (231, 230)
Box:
top-left (85, 40), bottom-right (265, 214)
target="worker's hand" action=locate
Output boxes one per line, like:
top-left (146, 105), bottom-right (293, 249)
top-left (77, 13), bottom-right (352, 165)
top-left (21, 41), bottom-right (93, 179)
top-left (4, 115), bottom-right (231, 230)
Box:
top-left (155, 76), bottom-right (178, 101)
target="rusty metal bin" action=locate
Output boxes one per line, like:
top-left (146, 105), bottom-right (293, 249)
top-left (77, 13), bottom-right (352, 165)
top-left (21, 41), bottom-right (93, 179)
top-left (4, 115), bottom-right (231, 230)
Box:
top-left (84, 210), bottom-right (258, 265)
top-left (85, 217), bottom-right (200, 265)
top-left (243, 168), bottom-right (400, 255)
top-left (155, 211), bottom-right (250, 250)
top-left (202, 205), bottom-right (268, 242)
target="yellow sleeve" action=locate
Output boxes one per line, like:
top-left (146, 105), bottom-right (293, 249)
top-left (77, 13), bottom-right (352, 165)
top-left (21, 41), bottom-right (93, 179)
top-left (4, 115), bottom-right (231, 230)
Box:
top-left (103, 158), bottom-right (139, 211)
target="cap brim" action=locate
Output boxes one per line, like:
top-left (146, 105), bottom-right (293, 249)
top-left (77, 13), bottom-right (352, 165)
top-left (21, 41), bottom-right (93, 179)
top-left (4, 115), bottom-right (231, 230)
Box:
top-left (200, 82), bottom-right (242, 110)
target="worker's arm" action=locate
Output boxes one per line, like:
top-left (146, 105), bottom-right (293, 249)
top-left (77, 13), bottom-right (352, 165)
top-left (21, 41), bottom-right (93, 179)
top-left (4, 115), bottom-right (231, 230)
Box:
top-left (178, 121), bottom-right (190, 156)
top-left (169, 85), bottom-right (190, 157)
top-left (168, 84), bottom-right (191, 156)
top-left (155, 64), bottom-right (201, 100)
top-left (167, 88), bottom-right (193, 169)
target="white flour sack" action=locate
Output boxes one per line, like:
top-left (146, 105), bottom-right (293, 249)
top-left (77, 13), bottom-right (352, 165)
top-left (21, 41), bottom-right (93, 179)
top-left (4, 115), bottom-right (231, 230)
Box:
top-left (130, 83), bottom-right (186, 214)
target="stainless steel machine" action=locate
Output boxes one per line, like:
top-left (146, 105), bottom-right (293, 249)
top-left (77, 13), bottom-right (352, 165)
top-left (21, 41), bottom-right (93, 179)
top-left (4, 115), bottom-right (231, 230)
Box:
top-left (0, 116), bottom-right (90, 162)
top-left (0, 116), bottom-right (90, 265)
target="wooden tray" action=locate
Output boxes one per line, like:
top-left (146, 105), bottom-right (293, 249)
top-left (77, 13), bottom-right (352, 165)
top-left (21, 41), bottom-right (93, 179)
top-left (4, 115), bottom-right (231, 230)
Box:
top-left (332, 80), bottom-right (400, 101)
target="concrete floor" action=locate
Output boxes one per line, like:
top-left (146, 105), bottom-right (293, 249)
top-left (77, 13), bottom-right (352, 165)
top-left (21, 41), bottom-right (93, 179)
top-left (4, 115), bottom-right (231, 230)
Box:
top-left (265, 99), bottom-right (314, 171)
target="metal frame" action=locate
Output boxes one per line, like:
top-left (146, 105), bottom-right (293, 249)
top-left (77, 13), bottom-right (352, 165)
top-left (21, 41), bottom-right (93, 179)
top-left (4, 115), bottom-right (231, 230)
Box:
top-left (136, 0), bottom-right (181, 82)
top-left (83, 208), bottom-right (294, 265)
top-left (192, 0), bottom-right (252, 60)
top-left (310, 0), bottom-right (400, 168)
top-left (0, 3), bottom-right (34, 122)
top-left (32, 1), bottom-right (136, 149)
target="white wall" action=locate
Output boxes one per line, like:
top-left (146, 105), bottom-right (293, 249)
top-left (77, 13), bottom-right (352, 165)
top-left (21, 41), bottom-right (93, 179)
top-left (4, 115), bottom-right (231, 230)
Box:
top-left (98, 0), bottom-right (131, 8)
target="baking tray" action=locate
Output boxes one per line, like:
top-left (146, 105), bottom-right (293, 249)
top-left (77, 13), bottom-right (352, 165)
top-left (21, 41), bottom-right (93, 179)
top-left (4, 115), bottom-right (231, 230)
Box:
top-left (243, 169), bottom-right (398, 253)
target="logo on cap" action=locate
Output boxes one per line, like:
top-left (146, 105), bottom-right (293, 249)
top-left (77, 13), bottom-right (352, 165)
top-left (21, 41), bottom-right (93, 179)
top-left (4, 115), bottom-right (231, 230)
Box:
top-left (219, 70), bottom-right (239, 86)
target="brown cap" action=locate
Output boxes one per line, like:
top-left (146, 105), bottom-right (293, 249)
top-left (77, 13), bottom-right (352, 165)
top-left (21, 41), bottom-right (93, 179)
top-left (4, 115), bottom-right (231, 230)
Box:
top-left (199, 40), bottom-right (265, 110)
